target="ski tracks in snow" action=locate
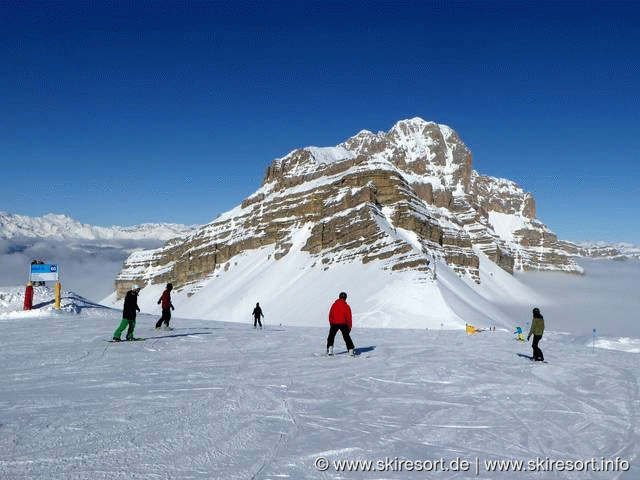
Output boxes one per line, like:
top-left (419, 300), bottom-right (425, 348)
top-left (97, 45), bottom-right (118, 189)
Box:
top-left (1, 317), bottom-right (640, 479)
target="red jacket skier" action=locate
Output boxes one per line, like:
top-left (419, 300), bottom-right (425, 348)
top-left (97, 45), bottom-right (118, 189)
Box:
top-left (327, 292), bottom-right (355, 356)
top-left (159, 287), bottom-right (173, 310)
top-left (155, 283), bottom-right (175, 329)
top-left (329, 294), bottom-right (352, 331)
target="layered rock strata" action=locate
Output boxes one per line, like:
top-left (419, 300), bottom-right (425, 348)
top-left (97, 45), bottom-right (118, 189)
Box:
top-left (116, 118), bottom-right (581, 297)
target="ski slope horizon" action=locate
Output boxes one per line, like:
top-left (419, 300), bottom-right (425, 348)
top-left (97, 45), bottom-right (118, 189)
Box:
top-left (0, 289), bottom-right (638, 479)
top-left (102, 240), bottom-right (640, 339)
top-left (1, 210), bottom-right (638, 339)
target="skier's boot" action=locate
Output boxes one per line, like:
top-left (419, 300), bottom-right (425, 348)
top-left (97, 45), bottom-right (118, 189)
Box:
top-left (327, 346), bottom-right (333, 356)
top-left (112, 337), bottom-right (121, 342)
top-left (348, 349), bottom-right (355, 356)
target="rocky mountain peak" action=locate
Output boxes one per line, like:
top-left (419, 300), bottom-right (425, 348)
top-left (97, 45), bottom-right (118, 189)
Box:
top-left (115, 118), bottom-right (581, 298)
top-left (263, 117), bottom-right (472, 195)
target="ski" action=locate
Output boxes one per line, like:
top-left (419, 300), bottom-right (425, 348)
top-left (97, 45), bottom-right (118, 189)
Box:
top-left (517, 353), bottom-right (547, 363)
top-left (106, 332), bottom-right (213, 343)
top-left (315, 346), bottom-right (375, 358)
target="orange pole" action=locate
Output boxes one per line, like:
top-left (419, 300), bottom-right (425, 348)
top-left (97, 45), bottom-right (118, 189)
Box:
top-left (55, 282), bottom-right (61, 310)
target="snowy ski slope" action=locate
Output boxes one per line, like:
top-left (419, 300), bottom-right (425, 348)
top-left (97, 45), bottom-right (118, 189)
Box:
top-left (0, 296), bottom-right (638, 479)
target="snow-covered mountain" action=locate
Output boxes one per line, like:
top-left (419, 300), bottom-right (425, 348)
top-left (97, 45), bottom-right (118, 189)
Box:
top-left (108, 118), bottom-right (594, 329)
top-left (0, 211), bottom-right (196, 241)
top-left (0, 212), bottom-right (197, 301)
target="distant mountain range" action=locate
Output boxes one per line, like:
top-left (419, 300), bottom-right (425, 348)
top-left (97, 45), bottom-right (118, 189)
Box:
top-left (0, 212), bottom-right (196, 242)
top-left (0, 212), bottom-right (197, 301)
top-left (559, 240), bottom-right (640, 261)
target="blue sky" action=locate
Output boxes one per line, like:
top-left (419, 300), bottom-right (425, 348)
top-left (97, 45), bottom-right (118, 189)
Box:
top-left (2, 1), bottom-right (638, 243)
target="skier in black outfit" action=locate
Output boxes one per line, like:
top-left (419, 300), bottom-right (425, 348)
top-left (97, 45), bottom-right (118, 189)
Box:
top-left (252, 302), bottom-right (264, 328)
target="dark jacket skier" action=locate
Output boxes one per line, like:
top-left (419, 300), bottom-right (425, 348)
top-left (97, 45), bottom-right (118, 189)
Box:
top-left (327, 292), bottom-right (355, 356)
top-left (527, 307), bottom-right (545, 361)
top-left (155, 283), bottom-right (175, 329)
top-left (252, 302), bottom-right (264, 328)
top-left (113, 285), bottom-right (141, 341)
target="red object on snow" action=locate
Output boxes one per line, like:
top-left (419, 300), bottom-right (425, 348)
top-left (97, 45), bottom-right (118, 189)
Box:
top-left (24, 284), bottom-right (34, 311)
top-left (158, 289), bottom-right (172, 310)
top-left (328, 298), bottom-right (352, 331)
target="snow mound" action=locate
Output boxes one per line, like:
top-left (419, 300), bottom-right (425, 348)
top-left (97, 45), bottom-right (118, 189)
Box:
top-left (593, 337), bottom-right (640, 353)
top-left (0, 285), bottom-right (114, 319)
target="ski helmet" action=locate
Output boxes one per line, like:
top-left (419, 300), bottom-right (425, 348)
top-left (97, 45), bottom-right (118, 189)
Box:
top-left (339, 292), bottom-right (347, 300)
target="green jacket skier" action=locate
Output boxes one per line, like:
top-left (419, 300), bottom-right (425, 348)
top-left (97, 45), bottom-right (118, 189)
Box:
top-left (527, 307), bottom-right (545, 361)
top-left (527, 314), bottom-right (544, 337)
top-left (113, 285), bottom-right (141, 341)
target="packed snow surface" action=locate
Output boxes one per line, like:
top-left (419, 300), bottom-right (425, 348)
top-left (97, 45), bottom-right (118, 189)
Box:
top-left (0, 289), bottom-right (638, 479)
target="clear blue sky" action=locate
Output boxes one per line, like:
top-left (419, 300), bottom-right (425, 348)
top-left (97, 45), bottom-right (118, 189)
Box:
top-left (2, 0), bottom-right (638, 243)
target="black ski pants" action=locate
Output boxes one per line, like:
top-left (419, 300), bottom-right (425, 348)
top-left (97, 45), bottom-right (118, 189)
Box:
top-left (327, 323), bottom-right (354, 351)
top-left (532, 335), bottom-right (544, 361)
top-left (156, 308), bottom-right (171, 328)
top-left (254, 315), bottom-right (262, 327)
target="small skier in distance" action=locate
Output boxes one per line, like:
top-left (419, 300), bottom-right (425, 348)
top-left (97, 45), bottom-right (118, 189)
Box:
top-left (113, 284), bottom-right (141, 341)
top-left (155, 283), bottom-right (175, 330)
top-left (252, 302), bottom-right (264, 328)
top-left (527, 307), bottom-right (545, 361)
top-left (327, 292), bottom-right (355, 356)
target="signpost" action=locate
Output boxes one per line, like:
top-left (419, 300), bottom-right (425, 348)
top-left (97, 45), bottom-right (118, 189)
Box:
top-left (30, 263), bottom-right (59, 282)
top-left (29, 263), bottom-right (61, 310)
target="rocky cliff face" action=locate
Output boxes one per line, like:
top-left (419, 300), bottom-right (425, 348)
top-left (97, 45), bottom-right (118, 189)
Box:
top-left (115, 118), bottom-right (581, 297)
